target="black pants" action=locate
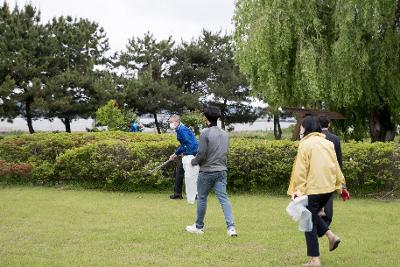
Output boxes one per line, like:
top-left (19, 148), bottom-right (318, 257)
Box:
top-left (320, 193), bottom-right (334, 231)
top-left (305, 192), bottom-right (333, 257)
top-left (173, 159), bottom-right (185, 195)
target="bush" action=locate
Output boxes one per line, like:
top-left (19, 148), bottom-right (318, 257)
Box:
top-left (53, 140), bottom-right (177, 190)
top-left (181, 111), bottom-right (205, 135)
top-left (0, 132), bottom-right (175, 163)
top-left (95, 100), bottom-right (134, 131)
top-left (0, 160), bottom-right (33, 184)
top-left (0, 132), bottom-right (399, 195)
top-left (0, 132), bottom-right (178, 190)
top-left (228, 139), bottom-right (398, 195)
top-left (228, 139), bottom-right (297, 192)
top-left (342, 141), bottom-right (398, 194)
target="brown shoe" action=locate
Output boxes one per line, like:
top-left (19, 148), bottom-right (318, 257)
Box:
top-left (329, 236), bottom-right (341, 251)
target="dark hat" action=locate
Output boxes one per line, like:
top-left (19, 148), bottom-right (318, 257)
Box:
top-left (203, 105), bottom-right (221, 122)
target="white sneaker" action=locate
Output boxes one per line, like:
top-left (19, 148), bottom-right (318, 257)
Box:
top-left (227, 227), bottom-right (237, 237)
top-left (186, 224), bottom-right (204, 234)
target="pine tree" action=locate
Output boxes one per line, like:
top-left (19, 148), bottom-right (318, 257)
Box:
top-left (117, 33), bottom-right (189, 133)
top-left (200, 30), bottom-right (262, 131)
top-left (44, 16), bottom-right (110, 132)
top-left (0, 3), bottom-right (48, 133)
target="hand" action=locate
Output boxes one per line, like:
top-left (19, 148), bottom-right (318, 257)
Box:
top-left (169, 154), bottom-right (177, 161)
top-left (341, 188), bottom-right (350, 201)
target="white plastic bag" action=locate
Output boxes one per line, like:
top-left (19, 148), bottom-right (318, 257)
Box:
top-left (182, 155), bottom-right (199, 204)
top-left (286, 195), bottom-right (313, 232)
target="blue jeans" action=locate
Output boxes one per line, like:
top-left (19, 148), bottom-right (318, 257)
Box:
top-left (195, 171), bottom-right (235, 229)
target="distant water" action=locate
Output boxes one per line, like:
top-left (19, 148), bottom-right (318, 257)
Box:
top-left (0, 117), bottom-right (296, 133)
top-left (231, 119), bottom-right (296, 131)
top-left (0, 117), bottom-right (96, 132)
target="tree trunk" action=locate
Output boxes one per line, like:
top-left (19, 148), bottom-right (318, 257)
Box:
top-left (63, 117), bottom-right (71, 133)
top-left (25, 99), bottom-right (35, 134)
top-left (273, 112), bottom-right (282, 140)
top-left (153, 113), bottom-right (161, 134)
top-left (221, 100), bottom-right (227, 130)
top-left (369, 106), bottom-right (396, 142)
top-left (221, 117), bottom-right (226, 130)
top-left (393, 0), bottom-right (400, 29)
top-left (292, 115), bottom-right (302, 141)
top-left (368, 1), bottom-right (400, 142)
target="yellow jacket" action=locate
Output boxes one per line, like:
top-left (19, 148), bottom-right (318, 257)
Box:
top-left (287, 132), bottom-right (345, 196)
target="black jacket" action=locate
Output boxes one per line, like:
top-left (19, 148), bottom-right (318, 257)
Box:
top-left (322, 130), bottom-right (343, 169)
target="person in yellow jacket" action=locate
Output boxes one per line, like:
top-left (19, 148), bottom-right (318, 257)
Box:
top-left (288, 115), bottom-right (345, 267)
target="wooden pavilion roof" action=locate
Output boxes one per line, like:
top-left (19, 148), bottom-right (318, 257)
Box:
top-left (282, 107), bottom-right (345, 140)
top-left (282, 107), bottom-right (345, 119)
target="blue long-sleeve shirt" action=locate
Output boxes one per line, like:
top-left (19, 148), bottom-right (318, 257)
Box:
top-left (175, 124), bottom-right (198, 156)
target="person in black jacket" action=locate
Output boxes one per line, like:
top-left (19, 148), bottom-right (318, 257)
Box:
top-left (319, 116), bottom-right (342, 169)
top-left (318, 115), bottom-right (349, 227)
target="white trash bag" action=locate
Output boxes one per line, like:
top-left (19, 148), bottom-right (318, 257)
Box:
top-left (182, 155), bottom-right (199, 204)
top-left (286, 195), bottom-right (313, 232)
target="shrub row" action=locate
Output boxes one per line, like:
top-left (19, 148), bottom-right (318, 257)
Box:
top-left (0, 132), bottom-right (399, 195)
top-left (229, 138), bottom-right (399, 195)
top-left (0, 132), bottom-right (175, 163)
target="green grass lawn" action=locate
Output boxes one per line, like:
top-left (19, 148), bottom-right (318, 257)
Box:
top-left (0, 187), bottom-right (399, 267)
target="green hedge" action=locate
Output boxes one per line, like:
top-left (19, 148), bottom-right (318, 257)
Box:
top-left (54, 140), bottom-right (177, 190)
top-left (228, 139), bottom-right (297, 192)
top-left (0, 132), bottom-right (175, 163)
top-left (0, 132), bottom-right (399, 195)
top-left (228, 139), bottom-right (399, 195)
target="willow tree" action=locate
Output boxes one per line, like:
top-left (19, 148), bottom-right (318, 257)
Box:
top-left (330, 0), bottom-right (400, 141)
top-left (234, 0), bottom-right (400, 141)
top-left (234, 0), bottom-right (335, 138)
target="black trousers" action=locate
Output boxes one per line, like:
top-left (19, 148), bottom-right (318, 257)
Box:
top-left (305, 192), bottom-right (333, 257)
top-left (320, 193), bottom-right (334, 231)
top-left (173, 159), bottom-right (185, 195)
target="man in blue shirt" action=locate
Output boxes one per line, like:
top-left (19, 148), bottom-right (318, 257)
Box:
top-left (169, 115), bottom-right (198, 199)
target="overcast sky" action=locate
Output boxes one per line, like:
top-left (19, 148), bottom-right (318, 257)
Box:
top-left (4, 0), bottom-right (236, 53)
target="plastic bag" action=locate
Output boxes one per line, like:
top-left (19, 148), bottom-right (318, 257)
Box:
top-left (286, 195), bottom-right (313, 232)
top-left (182, 155), bottom-right (199, 204)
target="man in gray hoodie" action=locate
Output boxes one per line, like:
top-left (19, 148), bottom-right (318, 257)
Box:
top-left (185, 105), bottom-right (237, 237)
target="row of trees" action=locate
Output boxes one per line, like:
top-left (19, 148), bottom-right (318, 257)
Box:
top-left (0, 3), bottom-right (112, 133)
top-left (0, 2), bottom-right (263, 134)
top-left (3, 1), bottom-right (398, 141)
top-left (234, 0), bottom-right (400, 142)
